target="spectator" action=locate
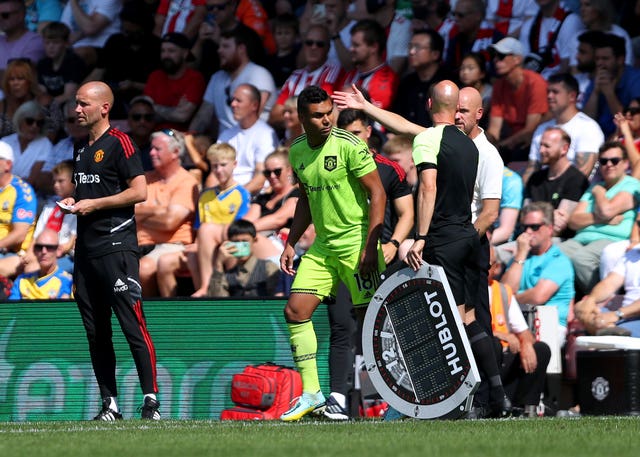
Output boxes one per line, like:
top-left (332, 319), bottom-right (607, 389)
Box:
top-left (0, 58), bottom-right (41, 138)
top-left (572, 29), bottom-right (602, 108)
top-left (8, 228), bottom-right (72, 299)
top-left (613, 98), bottom-right (640, 171)
top-left (458, 52), bottom-right (493, 129)
top-left (445, 0), bottom-right (504, 72)
top-left (31, 160), bottom-right (76, 274)
top-left (2, 100), bottom-right (53, 193)
top-left (59, 0), bottom-right (122, 68)
top-left (85, 2), bottom-right (162, 118)
top-left (523, 72), bottom-right (604, 182)
top-left (338, 19), bottom-right (399, 111)
top-left (525, 127), bottom-right (589, 239)
top-left (36, 21), bottom-right (87, 106)
top-left (0, 140), bottom-right (37, 278)
top-left (560, 141), bottom-right (640, 295)
top-left (234, 0), bottom-right (276, 55)
top-left (492, 166), bottom-right (524, 247)
top-left (574, 0), bottom-right (634, 68)
top-left (217, 83), bottom-right (279, 195)
top-left (487, 243), bottom-right (551, 418)
top-left (501, 201), bottom-right (574, 342)
top-left (0, 0), bottom-right (45, 76)
top-left (299, 0), bottom-right (357, 70)
top-left (266, 13), bottom-right (300, 89)
top-left (125, 95), bottom-right (158, 172)
top-left (154, 0), bottom-right (206, 41)
top-left (135, 129), bottom-right (199, 298)
top-left (410, 0), bottom-right (457, 60)
top-left (583, 33), bottom-right (640, 138)
top-left (269, 24), bottom-right (343, 132)
top-left (208, 219), bottom-right (280, 297)
top-left (24, 0), bottom-right (63, 33)
top-left (280, 96), bottom-right (303, 147)
top-left (382, 133), bottom-right (418, 192)
top-left (44, 100), bottom-right (88, 173)
top-left (392, 28), bottom-right (452, 129)
top-left (190, 27), bottom-right (277, 137)
top-left (158, 142), bottom-right (251, 297)
top-left (518, 0), bottom-right (582, 79)
top-left (486, 37), bottom-right (549, 164)
top-left (575, 248), bottom-right (640, 337)
top-left (143, 32), bottom-right (206, 131)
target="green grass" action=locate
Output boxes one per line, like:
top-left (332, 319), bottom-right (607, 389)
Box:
top-left (1, 417), bottom-right (639, 457)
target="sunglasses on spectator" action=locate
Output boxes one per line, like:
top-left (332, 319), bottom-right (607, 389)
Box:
top-left (0, 10), bottom-right (19, 19)
top-left (24, 118), bottom-right (44, 127)
top-left (625, 107), bottom-right (640, 116)
top-left (522, 223), bottom-right (544, 232)
top-left (34, 243), bottom-right (58, 252)
top-left (304, 40), bottom-right (327, 48)
top-left (598, 157), bottom-right (623, 166)
top-left (492, 51), bottom-right (511, 61)
top-left (262, 168), bottom-right (283, 178)
top-left (207, 2), bottom-right (229, 11)
top-left (130, 113), bottom-right (155, 122)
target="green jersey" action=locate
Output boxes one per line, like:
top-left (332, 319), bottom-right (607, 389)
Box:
top-left (289, 127), bottom-right (377, 256)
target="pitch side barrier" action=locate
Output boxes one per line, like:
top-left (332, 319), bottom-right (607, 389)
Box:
top-left (0, 298), bottom-right (330, 421)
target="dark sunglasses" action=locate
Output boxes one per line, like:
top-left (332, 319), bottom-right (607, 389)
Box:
top-left (207, 2), bottom-right (229, 11)
top-left (34, 243), bottom-right (59, 252)
top-left (492, 51), bottom-right (511, 61)
top-left (130, 113), bottom-right (155, 122)
top-left (262, 168), bottom-right (283, 178)
top-left (304, 39), bottom-right (327, 48)
top-left (0, 10), bottom-right (19, 19)
top-left (598, 157), bottom-right (623, 166)
top-left (625, 107), bottom-right (640, 116)
top-left (24, 117), bottom-right (45, 127)
top-left (522, 223), bottom-right (544, 232)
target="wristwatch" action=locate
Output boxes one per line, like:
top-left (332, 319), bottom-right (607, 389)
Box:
top-left (389, 239), bottom-right (400, 248)
top-left (615, 309), bottom-right (625, 320)
top-left (414, 232), bottom-right (428, 241)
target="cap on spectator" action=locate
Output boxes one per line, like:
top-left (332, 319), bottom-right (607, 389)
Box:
top-left (161, 32), bottom-right (195, 61)
top-left (0, 141), bottom-right (14, 162)
top-left (130, 95), bottom-right (156, 109)
top-left (490, 37), bottom-right (525, 57)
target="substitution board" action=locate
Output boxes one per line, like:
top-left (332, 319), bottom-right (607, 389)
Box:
top-left (362, 263), bottom-right (480, 419)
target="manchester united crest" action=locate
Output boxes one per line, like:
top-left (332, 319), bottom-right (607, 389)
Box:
top-left (94, 149), bottom-right (104, 163)
top-left (324, 156), bottom-right (337, 171)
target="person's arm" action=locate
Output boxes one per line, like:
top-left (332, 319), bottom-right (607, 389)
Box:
top-left (501, 232), bottom-right (530, 293)
top-left (252, 196), bottom-right (299, 233)
top-left (515, 278), bottom-right (560, 306)
top-left (591, 187), bottom-right (635, 221)
top-left (189, 101), bottom-right (215, 133)
top-left (358, 169), bottom-right (386, 274)
top-left (406, 168), bottom-right (437, 271)
top-left (575, 271), bottom-right (623, 322)
top-left (498, 112), bottom-right (545, 150)
top-left (182, 5), bottom-right (206, 41)
top-left (486, 115), bottom-right (504, 145)
top-left (382, 194), bottom-right (414, 264)
top-left (154, 97), bottom-right (199, 124)
top-left (184, 134), bottom-right (209, 174)
top-left (0, 222), bottom-right (31, 251)
top-left (136, 201), bottom-right (192, 232)
top-left (474, 198), bottom-right (500, 237)
top-left (614, 112), bottom-right (640, 177)
top-left (332, 85), bottom-right (424, 135)
top-left (69, 174), bottom-right (147, 216)
top-left (575, 152), bottom-right (597, 178)
top-left (242, 163), bottom-right (267, 196)
top-left (515, 328), bottom-right (538, 374)
top-left (280, 188), bottom-right (312, 276)
top-left (67, 0), bottom-right (112, 41)
top-left (521, 160), bottom-right (539, 185)
top-left (567, 198), bottom-right (625, 230)
top-left (491, 207), bottom-right (519, 245)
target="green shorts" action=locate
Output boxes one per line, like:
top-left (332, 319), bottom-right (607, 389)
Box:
top-left (290, 246), bottom-right (385, 308)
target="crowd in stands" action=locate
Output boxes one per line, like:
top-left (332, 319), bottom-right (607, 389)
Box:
top-left (2, 0), bottom-right (640, 409)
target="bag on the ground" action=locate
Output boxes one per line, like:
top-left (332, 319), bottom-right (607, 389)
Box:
top-left (220, 363), bottom-right (302, 420)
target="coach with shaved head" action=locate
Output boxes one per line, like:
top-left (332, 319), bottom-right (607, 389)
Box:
top-left (59, 81), bottom-right (160, 421)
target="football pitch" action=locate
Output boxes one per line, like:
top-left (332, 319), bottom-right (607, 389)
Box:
top-left (1, 416), bottom-right (638, 457)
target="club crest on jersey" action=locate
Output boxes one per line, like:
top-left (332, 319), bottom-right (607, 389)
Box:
top-left (94, 149), bottom-right (105, 163)
top-left (324, 156), bottom-right (337, 171)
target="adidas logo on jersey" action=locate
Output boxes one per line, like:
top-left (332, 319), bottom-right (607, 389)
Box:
top-left (113, 278), bottom-right (128, 292)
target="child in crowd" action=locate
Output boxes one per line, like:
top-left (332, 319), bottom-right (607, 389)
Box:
top-left (267, 14), bottom-right (300, 89)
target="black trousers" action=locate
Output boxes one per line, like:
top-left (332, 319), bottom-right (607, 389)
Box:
top-left (74, 250), bottom-right (158, 399)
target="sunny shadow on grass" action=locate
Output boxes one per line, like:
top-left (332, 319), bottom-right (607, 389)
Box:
top-left (1, 416), bottom-right (639, 457)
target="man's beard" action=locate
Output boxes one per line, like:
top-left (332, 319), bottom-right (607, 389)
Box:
top-left (576, 60), bottom-right (595, 73)
top-left (161, 58), bottom-right (182, 75)
top-left (221, 55), bottom-right (240, 72)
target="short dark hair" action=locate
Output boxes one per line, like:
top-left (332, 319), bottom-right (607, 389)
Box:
top-left (41, 22), bottom-right (70, 41)
top-left (577, 30), bottom-right (607, 46)
top-left (221, 26), bottom-right (266, 65)
top-left (337, 108), bottom-right (371, 129)
top-left (272, 13), bottom-right (299, 34)
top-left (228, 219), bottom-right (257, 239)
top-left (350, 19), bottom-right (386, 56)
top-left (297, 85), bottom-right (330, 116)
top-left (413, 28), bottom-right (444, 61)
top-left (599, 140), bottom-right (627, 159)
top-left (594, 33), bottom-right (626, 58)
top-left (547, 72), bottom-right (579, 95)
